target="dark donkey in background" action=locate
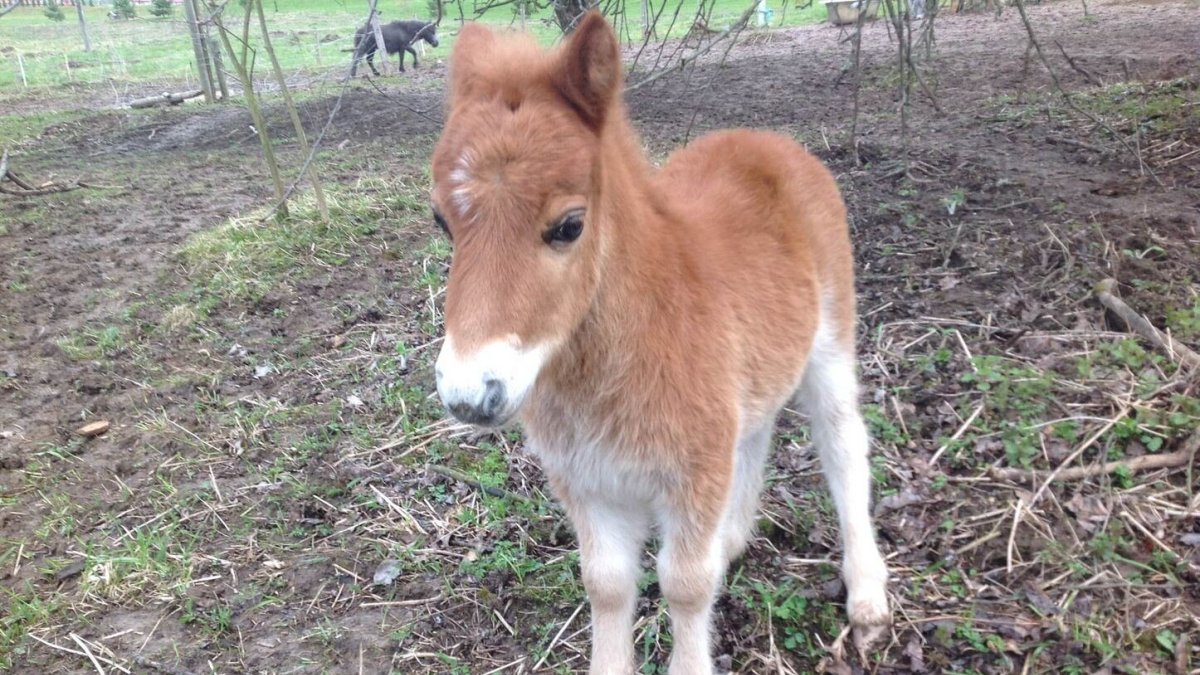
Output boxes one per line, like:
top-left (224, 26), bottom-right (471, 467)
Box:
top-left (351, 20), bottom-right (439, 76)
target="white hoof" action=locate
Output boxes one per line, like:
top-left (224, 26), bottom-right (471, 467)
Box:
top-left (845, 558), bottom-right (890, 652)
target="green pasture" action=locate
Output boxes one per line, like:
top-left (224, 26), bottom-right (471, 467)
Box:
top-left (0, 0), bottom-right (825, 92)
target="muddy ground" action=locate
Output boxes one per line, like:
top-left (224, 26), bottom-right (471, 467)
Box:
top-left (2, 0), bottom-right (1199, 673)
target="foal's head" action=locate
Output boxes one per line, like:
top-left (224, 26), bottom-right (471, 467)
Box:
top-left (431, 12), bottom-right (622, 427)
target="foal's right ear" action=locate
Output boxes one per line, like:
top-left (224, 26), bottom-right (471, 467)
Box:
top-left (449, 22), bottom-right (495, 100)
top-left (555, 11), bottom-right (621, 130)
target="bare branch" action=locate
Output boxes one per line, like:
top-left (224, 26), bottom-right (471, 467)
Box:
top-left (1054, 39), bottom-right (1101, 87)
top-left (626, 0), bottom-right (758, 93)
top-left (1011, 0), bottom-right (1163, 186)
top-left (1095, 278), bottom-right (1200, 370)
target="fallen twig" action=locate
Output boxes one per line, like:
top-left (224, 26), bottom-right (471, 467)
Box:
top-left (989, 429), bottom-right (1199, 483)
top-left (930, 402), bottom-right (984, 467)
top-left (1, 148), bottom-right (124, 197)
top-left (129, 90), bottom-right (204, 109)
top-left (530, 601), bottom-right (585, 671)
top-left (5, 168), bottom-right (38, 191)
top-left (989, 448), bottom-right (1195, 482)
top-left (69, 633), bottom-right (108, 675)
top-left (1095, 278), bottom-right (1200, 370)
top-left (426, 464), bottom-right (536, 504)
top-left (26, 634), bottom-right (130, 674)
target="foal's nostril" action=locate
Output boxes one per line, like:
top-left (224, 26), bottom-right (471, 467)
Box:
top-left (481, 378), bottom-right (506, 418)
top-left (444, 379), bottom-right (507, 426)
top-left (449, 401), bottom-right (472, 420)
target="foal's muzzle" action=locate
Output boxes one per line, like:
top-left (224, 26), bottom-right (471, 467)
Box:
top-left (434, 335), bottom-right (551, 429)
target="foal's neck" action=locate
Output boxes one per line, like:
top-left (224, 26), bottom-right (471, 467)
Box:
top-left (587, 114), bottom-right (682, 339)
top-left (595, 114), bottom-right (664, 264)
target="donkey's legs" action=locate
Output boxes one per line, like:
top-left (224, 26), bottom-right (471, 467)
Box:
top-left (366, 49), bottom-right (381, 77)
top-left (797, 346), bottom-right (890, 647)
top-left (720, 420), bottom-right (774, 564)
top-left (566, 497), bottom-right (649, 675)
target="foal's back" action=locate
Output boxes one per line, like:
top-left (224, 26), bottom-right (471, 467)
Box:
top-left (653, 129), bottom-right (858, 412)
top-left (658, 129), bottom-right (853, 296)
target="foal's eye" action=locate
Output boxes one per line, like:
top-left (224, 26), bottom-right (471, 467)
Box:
top-left (545, 211), bottom-right (584, 246)
top-left (433, 209), bottom-right (451, 239)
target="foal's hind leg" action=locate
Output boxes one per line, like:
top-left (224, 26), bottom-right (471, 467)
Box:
top-left (797, 342), bottom-right (890, 649)
top-left (720, 419), bottom-right (774, 564)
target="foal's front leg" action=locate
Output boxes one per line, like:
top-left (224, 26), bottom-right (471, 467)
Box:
top-left (565, 496), bottom-right (649, 675)
top-left (658, 469), bottom-right (733, 675)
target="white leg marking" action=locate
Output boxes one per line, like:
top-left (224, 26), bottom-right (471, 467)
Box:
top-left (797, 317), bottom-right (890, 649)
top-left (571, 499), bottom-right (649, 675)
top-left (720, 420), bottom-right (774, 563)
top-left (658, 512), bottom-right (725, 675)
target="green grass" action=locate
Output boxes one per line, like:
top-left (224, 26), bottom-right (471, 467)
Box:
top-left (55, 324), bottom-right (127, 360)
top-left (0, 107), bottom-right (96, 146)
top-left (732, 575), bottom-right (843, 661)
top-left (178, 175), bottom-right (426, 305)
top-left (0, 586), bottom-right (65, 669)
top-left (0, 0), bottom-right (826, 92)
top-left (0, 2), bottom-right (368, 90)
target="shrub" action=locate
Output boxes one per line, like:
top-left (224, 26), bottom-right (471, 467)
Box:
top-left (149, 0), bottom-right (174, 18)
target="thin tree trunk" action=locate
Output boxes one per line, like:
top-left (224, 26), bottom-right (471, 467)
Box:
top-left (254, 0), bottom-right (327, 221)
top-left (367, 0), bottom-right (389, 75)
top-left (848, 9), bottom-right (866, 166)
top-left (216, 0), bottom-right (288, 219)
top-left (182, 0), bottom-right (214, 102)
top-left (74, 1), bottom-right (92, 52)
top-left (193, 0), bottom-right (219, 100)
top-left (208, 33), bottom-right (229, 100)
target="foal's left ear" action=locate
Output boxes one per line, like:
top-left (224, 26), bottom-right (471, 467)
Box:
top-left (555, 11), bottom-right (621, 130)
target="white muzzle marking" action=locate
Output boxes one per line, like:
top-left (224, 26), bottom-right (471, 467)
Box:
top-left (435, 334), bottom-right (552, 427)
